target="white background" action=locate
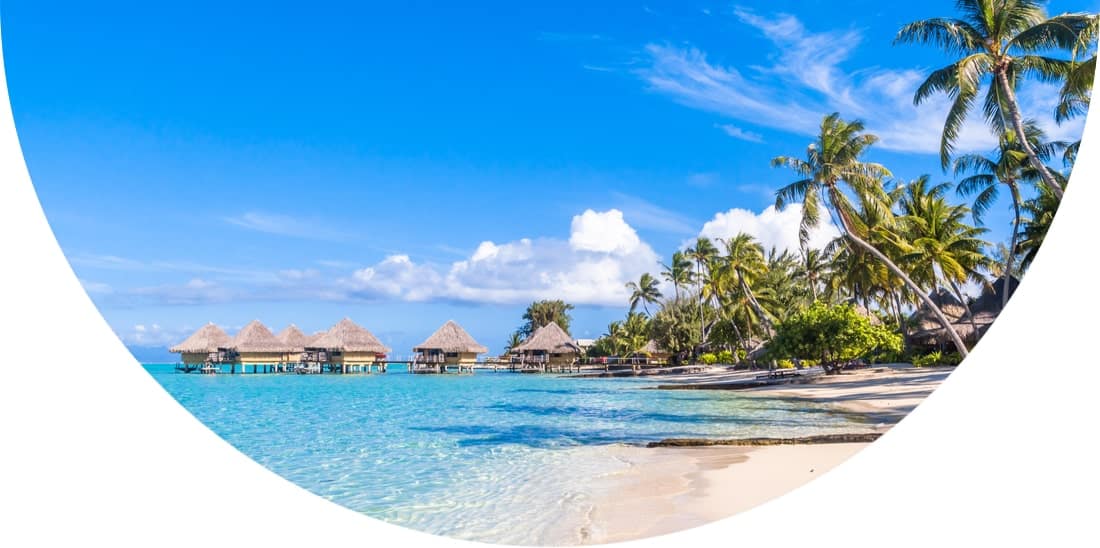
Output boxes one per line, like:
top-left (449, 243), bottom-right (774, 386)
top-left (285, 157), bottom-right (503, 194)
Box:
top-left (0, 20), bottom-right (1097, 548)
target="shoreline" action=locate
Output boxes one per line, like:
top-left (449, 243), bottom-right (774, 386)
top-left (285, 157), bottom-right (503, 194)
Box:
top-left (576, 366), bottom-right (951, 544)
top-left (579, 443), bottom-right (869, 544)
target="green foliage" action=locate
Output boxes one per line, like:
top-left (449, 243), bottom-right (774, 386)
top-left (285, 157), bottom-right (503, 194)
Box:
top-left (699, 353), bottom-right (718, 365)
top-left (518, 300), bottom-right (574, 339)
top-left (650, 297), bottom-right (703, 358)
top-left (912, 351), bottom-right (943, 368)
top-left (715, 350), bottom-right (735, 364)
top-left (765, 302), bottom-right (903, 373)
top-left (776, 359), bottom-right (795, 369)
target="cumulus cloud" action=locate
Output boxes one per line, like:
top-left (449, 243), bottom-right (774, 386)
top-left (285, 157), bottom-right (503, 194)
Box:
top-left (697, 203), bottom-right (841, 253)
top-left (341, 209), bottom-right (661, 306)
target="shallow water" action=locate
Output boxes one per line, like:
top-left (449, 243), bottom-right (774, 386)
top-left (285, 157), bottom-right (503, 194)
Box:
top-left (146, 364), bottom-right (866, 544)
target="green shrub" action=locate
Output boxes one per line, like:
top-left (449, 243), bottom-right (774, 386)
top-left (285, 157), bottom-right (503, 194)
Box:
top-left (941, 352), bottom-right (963, 366)
top-left (715, 350), bottom-right (735, 364)
top-left (912, 351), bottom-right (943, 368)
top-left (765, 302), bottom-right (903, 374)
top-left (776, 359), bottom-right (795, 369)
top-left (699, 352), bottom-right (718, 365)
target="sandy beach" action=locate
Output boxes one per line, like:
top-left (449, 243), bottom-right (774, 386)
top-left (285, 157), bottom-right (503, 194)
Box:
top-left (581, 366), bottom-right (952, 544)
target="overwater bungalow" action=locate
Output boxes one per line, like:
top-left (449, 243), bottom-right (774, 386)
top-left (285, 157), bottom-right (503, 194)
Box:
top-left (411, 320), bottom-right (488, 374)
top-left (513, 322), bottom-right (581, 373)
top-left (169, 323), bottom-right (232, 372)
top-left (275, 324), bottom-right (311, 365)
top-left (305, 317), bottom-right (391, 374)
top-left (233, 320), bottom-right (293, 373)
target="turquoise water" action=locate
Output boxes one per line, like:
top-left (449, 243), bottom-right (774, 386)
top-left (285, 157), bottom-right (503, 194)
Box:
top-left (145, 364), bottom-right (866, 544)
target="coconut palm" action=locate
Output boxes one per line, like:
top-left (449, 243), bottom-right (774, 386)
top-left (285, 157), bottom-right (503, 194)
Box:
top-left (793, 247), bottom-right (830, 301)
top-left (953, 121), bottom-right (1064, 307)
top-left (1055, 14), bottom-right (1097, 123)
top-left (660, 251), bottom-right (694, 301)
top-left (773, 113), bottom-right (970, 357)
top-left (895, 0), bottom-right (1093, 200)
top-left (1016, 182), bottom-right (1060, 271)
top-left (897, 176), bottom-right (993, 332)
top-left (717, 233), bottom-right (776, 336)
top-left (625, 273), bottom-right (663, 315)
top-left (685, 237), bottom-right (719, 344)
top-left (504, 331), bottom-right (524, 354)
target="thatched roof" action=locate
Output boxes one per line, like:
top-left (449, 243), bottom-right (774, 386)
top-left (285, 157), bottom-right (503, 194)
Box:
top-left (515, 322), bottom-right (580, 353)
top-left (971, 275), bottom-right (1019, 315)
top-left (910, 288), bottom-right (967, 333)
top-left (276, 324), bottom-right (312, 351)
top-left (309, 318), bottom-right (391, 353)
top-left (640, 340), bottom-right (669, 355)
top-left (414, 320), bottom-right (488, 354)
top-left (232, 320), bottom-right (292, 353)
top-left (169, 323), bottom-right (231, 353)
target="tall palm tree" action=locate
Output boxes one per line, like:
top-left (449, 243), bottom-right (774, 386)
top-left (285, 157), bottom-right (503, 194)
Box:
top-left (1055, 14), bottom-right (1097, 124)
top-left (625, 272), bottom-right (663, 315)
top-left (793, 247), bottom-right (829, 301)
top-left (660, 251), bottom-right (693, 301)
top-left (895, 0), bottom-right (1093, 200)
top-left (717, 233), bottom-right (775, 336)
top-left (1016, 182), bottom-right (1060, 271)
top-left (953, 121), bottom-right (1064, 307)
top-left (773, 113), bottom-right (970, 357)
top-left (685, 237), bottom-right (719, 345)
top-left (897, 176), bottom-right (993, 332)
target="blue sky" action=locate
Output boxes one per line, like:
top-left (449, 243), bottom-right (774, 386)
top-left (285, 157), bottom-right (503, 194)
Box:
top-left (2, 1), bottom-right (1092, 360)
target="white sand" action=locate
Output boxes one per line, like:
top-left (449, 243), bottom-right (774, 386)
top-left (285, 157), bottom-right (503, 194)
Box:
top-left (582, 443), bottom-right (867, 544)
top-left (578, 367), bottom-right (953, 544)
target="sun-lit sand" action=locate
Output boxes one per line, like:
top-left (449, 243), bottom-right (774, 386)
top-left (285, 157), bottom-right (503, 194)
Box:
top-left (580, 366), bottom-right (952, 544)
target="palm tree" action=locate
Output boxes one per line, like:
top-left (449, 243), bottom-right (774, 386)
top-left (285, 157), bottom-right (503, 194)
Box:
top-left (504, 331), bottom-right (524, 354)
top-left (1055, 14), bottom-right (1097, 124)
top-left (793, 247), bottom-right (829, 301)
top-left (773, 113), bottom-right (970, 357)
top-left (897, 176), bottom-right (992, 332)
top-left (717, 233), bottom-right (775, 336)
top-left (953, 121), bottom-right (1064, 307)
top-left (660, 251), bottom-right (693, 301)
top-left (1016, 182), bottom-right (1060, 271)
top-left (625, 273), bottom-right (663, 316)
top-left (685, 237), bottom-right (719, 344)
top-left (519, 299), bottom-right (575, 338)
top-left (895, 0), bottom-right (1093, 200)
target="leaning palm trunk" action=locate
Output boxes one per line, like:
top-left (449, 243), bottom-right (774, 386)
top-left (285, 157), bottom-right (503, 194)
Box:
top-left (738, 274), bottom-right (774, 337)
top-left (831, 190), bottom-right (969, 357)
top-left (1005, 182), bottom-right (1022, 310)
top-left (996, 70), bottom-right (1065, 200)
top-left (947, 278), bottom-right (979, 338)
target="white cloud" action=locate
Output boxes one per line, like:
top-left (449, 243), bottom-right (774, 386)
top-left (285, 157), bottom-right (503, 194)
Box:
top-left (716, 123), bottom-right (764, 143)
top-left (637, 10), bottom-right (1080, 156)
top-left (225, 211), bottom-right (350, 241)
top-left (697, 202), bottom-right (841, 254)
top-left (341, 209), bottom-right (661, 306)
top-left (117, 322), bottom-right (194, 347)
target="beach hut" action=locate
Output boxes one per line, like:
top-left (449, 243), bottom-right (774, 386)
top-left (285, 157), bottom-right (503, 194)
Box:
top-left (275, 324), bottom-right (311, 365)
top-left (514, 322), bottom-right (581, 373)
top-left (306, 318), bottom-right (391, 374)
top-left (638, 340), bottom-right (672, 365)
top-left (411, 320), bottom-right (488, 373)
top-left (232, 320), bottom-right (293, 373)
top-left (908, 288), bottom-right (975, 352)
top-left (169, 323), bottom-right (231, 372)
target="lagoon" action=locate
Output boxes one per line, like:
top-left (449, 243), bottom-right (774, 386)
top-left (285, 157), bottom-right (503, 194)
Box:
top-left (145, 364), bottom-right (867, 544)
